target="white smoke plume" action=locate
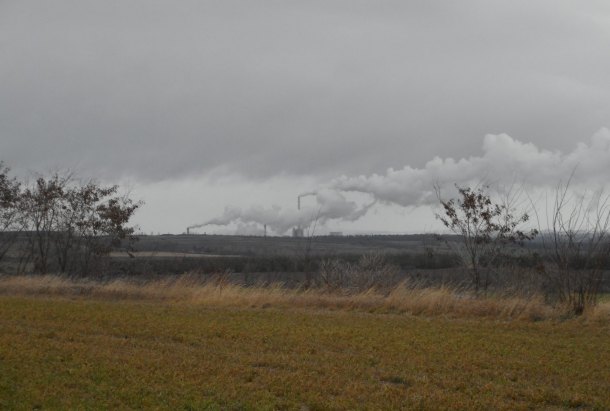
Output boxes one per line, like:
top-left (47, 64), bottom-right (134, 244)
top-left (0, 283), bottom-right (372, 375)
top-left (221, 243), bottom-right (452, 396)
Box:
top-left (189, 189), bottom-right (375, 235)
top-left (194, 128), bottom-right (610, 233)
top-left (331, 128), bottom-right (610, 206)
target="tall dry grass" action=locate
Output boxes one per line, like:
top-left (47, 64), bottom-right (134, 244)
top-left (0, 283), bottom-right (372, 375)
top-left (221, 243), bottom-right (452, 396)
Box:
top-left (0, 274), bottom-right (608, 322)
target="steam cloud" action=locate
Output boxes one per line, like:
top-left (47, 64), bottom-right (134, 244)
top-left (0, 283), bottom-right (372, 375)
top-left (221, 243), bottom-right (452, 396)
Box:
top-left (332, 128), bottom-right (610, 206)
top-left (196, 129), bottom-right (610, 234)
top-left (189, 189), bottom-right (375, 235)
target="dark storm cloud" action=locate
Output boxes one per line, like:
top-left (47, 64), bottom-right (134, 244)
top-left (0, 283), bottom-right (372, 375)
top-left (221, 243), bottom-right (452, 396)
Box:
top-left (1, 1), bottom-right (610, 181)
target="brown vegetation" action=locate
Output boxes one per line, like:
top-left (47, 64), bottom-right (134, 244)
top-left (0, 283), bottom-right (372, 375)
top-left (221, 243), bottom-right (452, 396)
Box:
top-left (1, 274), bottom-right (608, 322)
top-left (436, 184), bottom-right (537, 293)
top-left (0, 165), bottom-right (140, 276)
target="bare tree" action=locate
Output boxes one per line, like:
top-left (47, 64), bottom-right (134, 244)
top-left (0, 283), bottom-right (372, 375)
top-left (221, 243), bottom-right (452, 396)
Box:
top-left (74, 185), bottom-right (141, 276)
top-left (15, 171), bottom-right (141, 276)
top-left (51, 180), bottom-right (141, 276)
top-left (0, 163), bottom-right (23, 265)
top-left (19, 173), bottom-right (69, 274)
top-left (436, 184), bottom-right (537, 293)
top-left (531, 178), bottom-right (610, 314)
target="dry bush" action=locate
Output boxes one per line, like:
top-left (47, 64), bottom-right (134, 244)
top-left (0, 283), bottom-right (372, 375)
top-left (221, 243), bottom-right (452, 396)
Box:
top-left (532, 178), bottom-right (610, 314)
top-left (353, 252), bottom-right (400, 291)
top-left (317, 252), bottom-right (400, 292)
top-left (2, 274), bottom-right (607, 322)
top-left (317, 258), bottom-right (347, 290)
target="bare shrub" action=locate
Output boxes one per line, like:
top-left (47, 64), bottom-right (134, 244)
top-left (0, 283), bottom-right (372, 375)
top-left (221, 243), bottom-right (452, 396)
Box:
top-left (531, 178), bottom-right (610, 315)
top-left (318, 252), bottom-right (400, 292)
top-left (351, 252), bottom-right (400, 291)
top-left (0, 163), bottom-right (23, 266)
top-left (318, 258), bottom-right (348, 291)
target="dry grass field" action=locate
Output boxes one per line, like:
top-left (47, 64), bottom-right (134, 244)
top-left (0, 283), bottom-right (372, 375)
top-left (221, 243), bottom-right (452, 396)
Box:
top-left (1, 276), bottom-right (609, 410)
top-left (109, 251), bottom-right (239, 258)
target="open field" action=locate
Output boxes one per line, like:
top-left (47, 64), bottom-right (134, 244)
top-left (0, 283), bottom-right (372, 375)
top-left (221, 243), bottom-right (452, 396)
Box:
top-left (1, 277), bottom-right (609, 410)
top-left (4, 274), bottom-right (610, 321)
top-left (109, 251), bottom-right (241, 258)
top-left (131, 234), bottom-right (454, 256)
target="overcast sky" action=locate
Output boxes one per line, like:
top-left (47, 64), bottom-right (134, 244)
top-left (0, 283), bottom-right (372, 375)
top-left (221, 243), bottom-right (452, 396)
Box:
top-left (2, 1), bottom-right (610, 234)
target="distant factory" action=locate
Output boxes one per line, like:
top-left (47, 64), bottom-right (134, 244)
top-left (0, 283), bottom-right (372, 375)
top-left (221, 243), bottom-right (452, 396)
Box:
top-left (292, 192), bottom-right (316, 237)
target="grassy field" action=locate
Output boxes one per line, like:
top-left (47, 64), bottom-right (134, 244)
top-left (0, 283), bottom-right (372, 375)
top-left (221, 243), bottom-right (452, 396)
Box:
top-left (1, 286), bottom-right (609, 410)
top-left (131, 233), bottom-right (446, 256)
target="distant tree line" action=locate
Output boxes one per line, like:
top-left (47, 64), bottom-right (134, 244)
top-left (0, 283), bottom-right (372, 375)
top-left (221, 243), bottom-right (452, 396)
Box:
top-left (106, 251), bottom-right (458, 279)
top-left (0, 162), bottom-right (141, 276)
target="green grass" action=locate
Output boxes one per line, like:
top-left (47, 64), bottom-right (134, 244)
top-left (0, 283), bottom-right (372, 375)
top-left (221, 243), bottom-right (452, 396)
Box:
top-left (1, 296), bottom-right (609, 410)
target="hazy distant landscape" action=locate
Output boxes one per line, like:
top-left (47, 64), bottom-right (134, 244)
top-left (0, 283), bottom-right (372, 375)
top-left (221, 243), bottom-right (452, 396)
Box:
top-left (1, 166), bottom-right (610, 409)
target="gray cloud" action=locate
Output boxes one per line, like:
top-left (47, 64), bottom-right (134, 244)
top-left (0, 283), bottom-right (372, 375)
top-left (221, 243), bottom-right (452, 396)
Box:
top-left (332, 128), bottom-right (610, 207)
top-left (2, 1), bottom-right (610, 182)
top-left (199, 129), bottom-right (610, 234)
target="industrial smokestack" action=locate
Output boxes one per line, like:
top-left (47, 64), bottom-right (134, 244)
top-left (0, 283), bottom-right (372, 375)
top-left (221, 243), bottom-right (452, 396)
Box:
top-left (295, 192), bottom-right (317, 236)
top-left (192, 189), bottom-right (373, 236)
top-left (297, 192), bottom-right (316, 210)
